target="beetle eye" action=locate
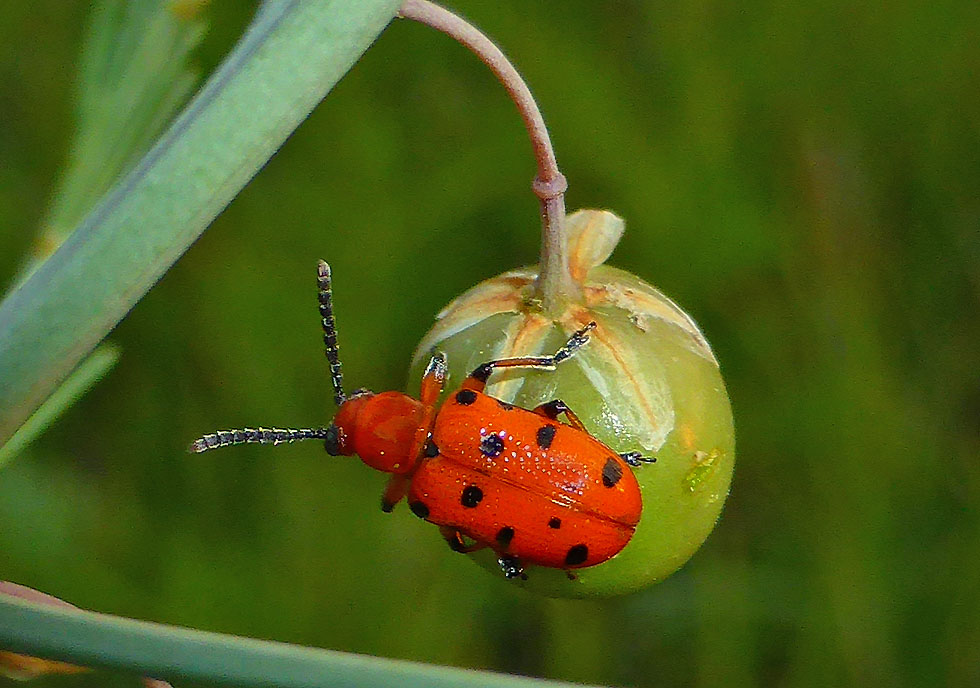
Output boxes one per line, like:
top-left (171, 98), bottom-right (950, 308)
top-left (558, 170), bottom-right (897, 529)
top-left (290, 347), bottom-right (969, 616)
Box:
top-left (324, 424), bottom-right (342, 456)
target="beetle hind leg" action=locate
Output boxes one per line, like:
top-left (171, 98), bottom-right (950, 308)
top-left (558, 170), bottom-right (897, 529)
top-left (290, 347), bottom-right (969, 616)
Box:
top-left (439, 529), bottom-right (527, 580)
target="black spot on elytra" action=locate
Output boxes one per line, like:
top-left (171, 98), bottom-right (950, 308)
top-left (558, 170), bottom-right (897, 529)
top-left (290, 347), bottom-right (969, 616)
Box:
top-left (480, 433), bottom-right (504, 457)
top-left (496, 526), bottom-right (515, 546)
top-left (423, 438), bottom-right (440, 457)
top-left (602, 457), bottom-right (623, 487)
top-left (548, 517), bottom-right (562, 529)
top-left (536, 424), bottom-right (557, 449)
top-left (409, 501), bottom-right (429, 519)
top-left (565, 544), bottom-right (589, 566)
top-left (461, 485), bottom-right (483, 508)
top-left (455, 389), bottom-right (477, 405)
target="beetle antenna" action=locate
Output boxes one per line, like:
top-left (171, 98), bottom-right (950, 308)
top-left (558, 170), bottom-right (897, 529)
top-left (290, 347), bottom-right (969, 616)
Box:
top-left (318, 260), bottom-right (346, 406)
top-left (189, 427), bottom-right (333, 453)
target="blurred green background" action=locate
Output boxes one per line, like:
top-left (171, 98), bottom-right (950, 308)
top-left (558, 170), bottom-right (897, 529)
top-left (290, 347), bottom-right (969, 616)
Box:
top-left (2, 1), bottom-right (979, 686)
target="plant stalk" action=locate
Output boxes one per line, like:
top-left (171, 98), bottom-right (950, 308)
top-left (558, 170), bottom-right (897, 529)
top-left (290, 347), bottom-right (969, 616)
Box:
top-left (397, 0), bottom-right (578, 313)
top-left (0, 595), bottom-right (594, 688)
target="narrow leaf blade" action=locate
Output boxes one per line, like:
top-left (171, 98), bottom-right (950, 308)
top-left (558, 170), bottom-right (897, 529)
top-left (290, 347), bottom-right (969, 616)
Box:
top-left (0, 596), bottom-right (591, 688)
top-left (0, 0), bottom-right (402, 446)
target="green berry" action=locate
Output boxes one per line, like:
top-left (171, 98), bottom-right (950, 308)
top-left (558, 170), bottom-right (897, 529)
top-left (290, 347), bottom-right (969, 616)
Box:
top-left (409, 210), bottom-right (734, 597)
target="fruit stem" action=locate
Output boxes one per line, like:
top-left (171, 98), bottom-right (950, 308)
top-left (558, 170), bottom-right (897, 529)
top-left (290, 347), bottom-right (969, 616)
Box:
top-left (397, 0), bottom-right (578, 313)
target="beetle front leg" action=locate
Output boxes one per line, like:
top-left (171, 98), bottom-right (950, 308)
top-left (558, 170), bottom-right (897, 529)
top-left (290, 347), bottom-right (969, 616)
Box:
top-left (380, 475), bottom-right (411, 512)
top-left (460, 322), bottom-right (596, 393)
top-left (406, 353), bottom-right (448, 470)
top-left (419, 353), bottom-right (447, 406)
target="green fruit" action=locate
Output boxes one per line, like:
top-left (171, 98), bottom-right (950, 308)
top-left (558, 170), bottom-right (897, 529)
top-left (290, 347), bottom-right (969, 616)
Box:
top-left (409, 210), bottom-right (734, 598)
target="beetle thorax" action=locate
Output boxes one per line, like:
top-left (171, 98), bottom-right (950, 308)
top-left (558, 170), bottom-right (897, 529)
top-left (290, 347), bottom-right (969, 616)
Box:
top-left (331, 391), bottom-right (424, 475)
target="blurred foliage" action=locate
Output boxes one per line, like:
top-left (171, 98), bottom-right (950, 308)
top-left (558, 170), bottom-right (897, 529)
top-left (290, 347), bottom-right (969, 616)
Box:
top-left (0, 0), bottom-right (399, 450)
top-left (0, 344), bottom-right (120, 470)
top-left (37, 0), bottom-right (206, 255)
top-left (0, 0), bottom-right (205, 459)
top-left (1, 0), bottom-right (978, 687)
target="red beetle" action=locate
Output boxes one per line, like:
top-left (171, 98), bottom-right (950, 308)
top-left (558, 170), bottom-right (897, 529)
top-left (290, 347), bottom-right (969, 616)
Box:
top-left (191, 261), bottom-right (654, 579)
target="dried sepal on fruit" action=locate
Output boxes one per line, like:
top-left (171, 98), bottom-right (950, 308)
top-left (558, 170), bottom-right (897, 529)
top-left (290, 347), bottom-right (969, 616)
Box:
top-left (410, 210), bottom-right (735, 597)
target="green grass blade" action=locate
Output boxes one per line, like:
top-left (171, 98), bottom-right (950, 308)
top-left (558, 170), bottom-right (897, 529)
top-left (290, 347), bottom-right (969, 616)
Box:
top-left (0, 596), bottom-right (590, 688)
top-left (0, 0), bottom-right (402, 446)
top-left (0, 344), bottom-right (120, 469)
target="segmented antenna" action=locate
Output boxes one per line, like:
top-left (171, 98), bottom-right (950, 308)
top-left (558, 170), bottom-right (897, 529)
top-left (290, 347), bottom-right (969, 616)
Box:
top-left (189, 427), bottom-right (332, 453)
top-left (317, 260), bottom-right (346, 406)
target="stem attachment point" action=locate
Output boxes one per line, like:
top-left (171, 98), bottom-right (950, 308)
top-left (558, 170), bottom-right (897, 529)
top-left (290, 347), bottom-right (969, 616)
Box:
top-left (532, 173), bottom-right (568, 201)
top-left (397, 0), bottom-right (578, 313)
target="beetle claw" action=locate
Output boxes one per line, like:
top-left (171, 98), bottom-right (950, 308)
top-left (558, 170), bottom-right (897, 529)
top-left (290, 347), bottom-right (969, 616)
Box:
top-left (498, 554), bottom-right (527, 580)
top-left (620, 451), bottom-right (657, 467)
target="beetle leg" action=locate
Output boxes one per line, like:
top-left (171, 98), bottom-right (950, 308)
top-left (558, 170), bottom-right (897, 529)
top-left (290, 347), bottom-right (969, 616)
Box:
top-left (403, 353), bottom-right (448, 471)
top-left (419, 353), bottom-right (447, 406)
top-left (380, 475), bottom-right (411, 512)
top-left (497, 554), bottom-right (528, 580)
top-left (461, 322), bottom-right (597, 393)
top-left (620, 451), bottom-right (657, 467)
top-left (439, 527), bottom-right (489, 554)
top-left (532, 399), bottom-right (588, 432)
